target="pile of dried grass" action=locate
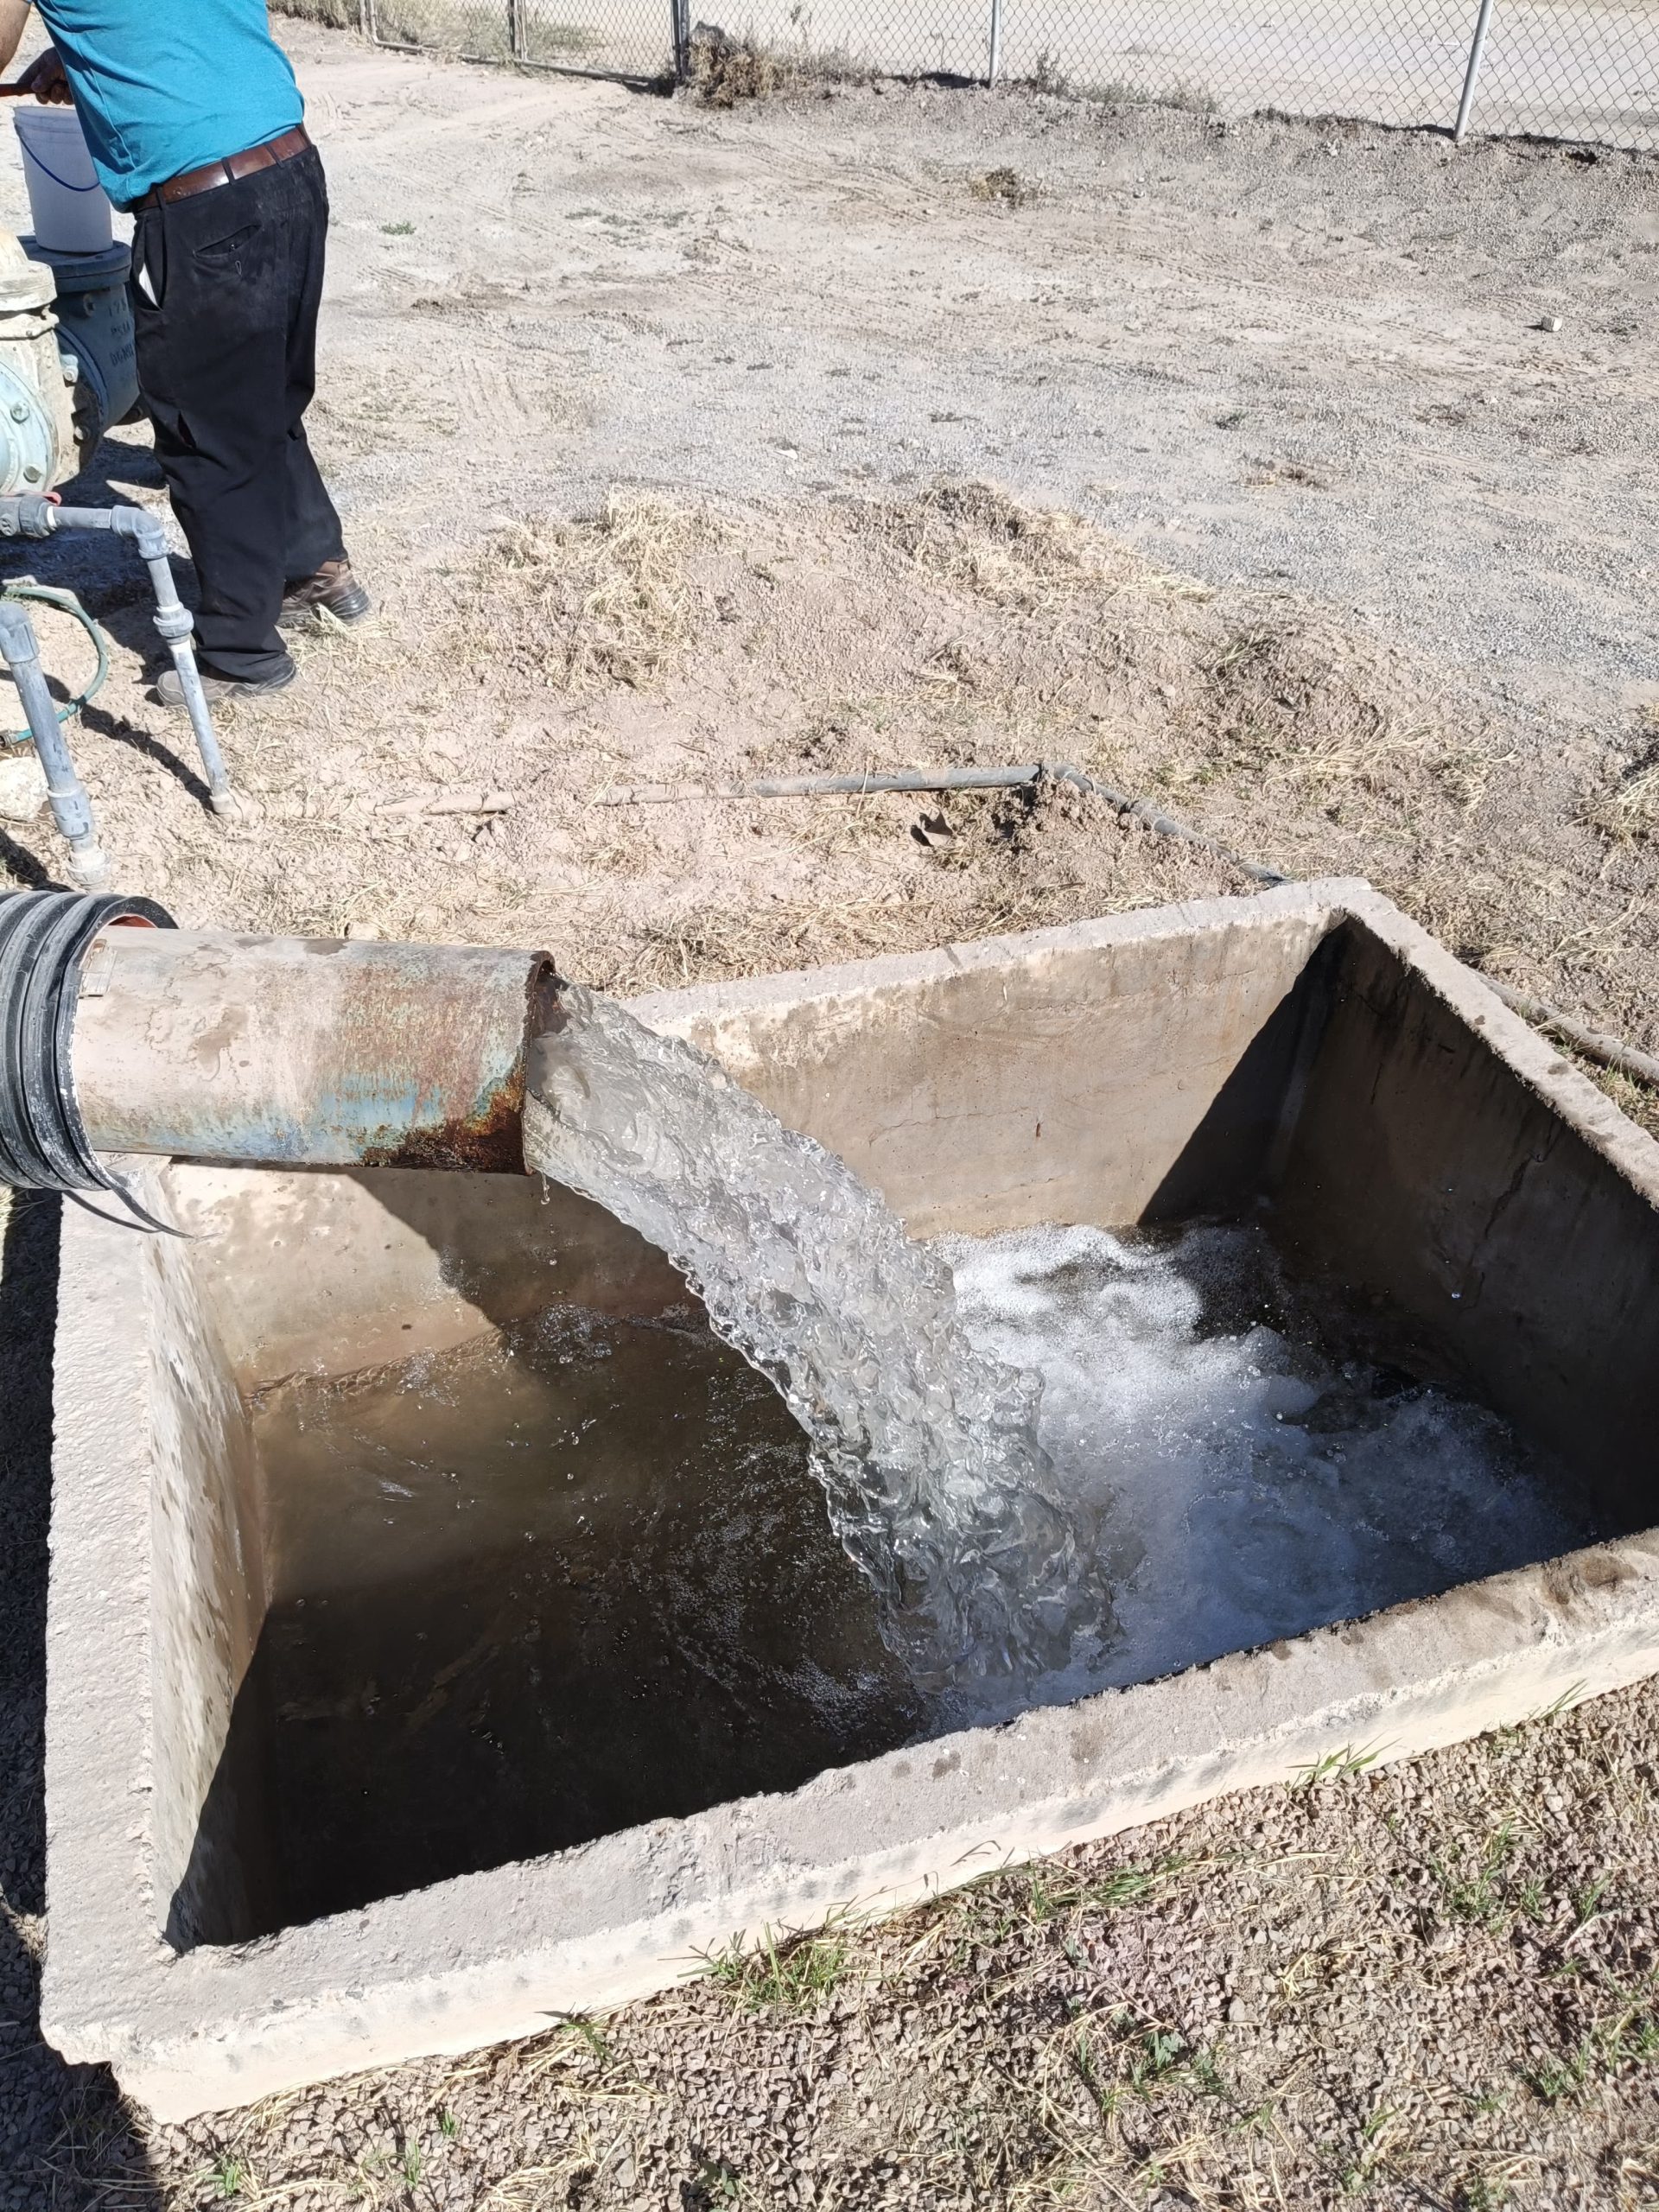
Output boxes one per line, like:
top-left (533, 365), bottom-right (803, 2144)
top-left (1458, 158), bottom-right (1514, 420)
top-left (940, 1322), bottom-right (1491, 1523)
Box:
top-left (869, 480), bottom-right (1200, 615)
top-left (598, 875), bottom-right (1065, 995)
top-left (463, 494), bottom-right (702, 690)
top-left (969, 168), bottom-right (1039, 207)
top-left (1584, 714), bottom-right (1659, 846)
top-left (687, 20), bottom-right (868, 99)
top-left (270, 0), bottom-right (360, 23)
top-left (1166, 615), bottom-right (1487, 810)
top-left (690, 23), bottom-right (785, 104)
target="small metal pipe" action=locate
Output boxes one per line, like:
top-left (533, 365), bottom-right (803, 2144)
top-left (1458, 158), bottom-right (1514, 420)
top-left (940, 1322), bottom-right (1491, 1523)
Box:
top-left (0, 600), bottom-right (108, 888)
top-left (1484, 978), bottom-right (1659, 1090)
top-left (766, 766), bottom-right (1041, 798)
top-left (987, 0), bottom-right (1003, 86)
top-left (1454, 0), bottom-right (1497, 142)
top-left (600, 765), bottom-right (1052, 802)
top-left (72, 929), bottom-right (561, 1171)
top-left (140, 549), bottom-right (233, 808)
top-left (599, 760), bottom-right (1287, 887)
top-left (48, 504), bottom-right (234, 809)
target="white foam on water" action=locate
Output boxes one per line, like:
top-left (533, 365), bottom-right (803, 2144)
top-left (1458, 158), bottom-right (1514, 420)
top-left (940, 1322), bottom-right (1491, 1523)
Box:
top-left (520, 981), bottom-right (1587, 1721)
top-left (935, 1220), bottom-right (1590, 1700)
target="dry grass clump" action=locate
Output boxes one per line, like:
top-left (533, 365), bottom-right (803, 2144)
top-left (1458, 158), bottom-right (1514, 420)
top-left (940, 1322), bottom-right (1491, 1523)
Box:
top-left (1205, 621), bottom-right (1390, 770)
top-left (690, 23), bottom-right (784, 102)
top-left (688, 20), bottom-right (870, 99)
top-left (969, 166), bottom-right (1039, 207)
top-left (1583, 714), bottom-right (1659, 847)
top-left (1159, 614), bottom-right (1487, 809)
top-left (463, 494), bottom-right (702, 690)
top-left (871, 480), bottom-right (1197, 615)
top-left (601, 878), bottom-right (1062, 994)
top-left (1599, 760), bottom-right (1659, 842)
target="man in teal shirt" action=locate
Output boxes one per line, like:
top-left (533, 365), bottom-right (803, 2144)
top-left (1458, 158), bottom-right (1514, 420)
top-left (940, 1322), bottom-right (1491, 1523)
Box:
top-left (0, 0), bottom-right (371, 699)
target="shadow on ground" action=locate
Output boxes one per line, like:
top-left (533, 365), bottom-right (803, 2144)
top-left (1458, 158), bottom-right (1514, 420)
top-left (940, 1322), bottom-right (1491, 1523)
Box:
top-left (0, 432), bottom-right (194, 664)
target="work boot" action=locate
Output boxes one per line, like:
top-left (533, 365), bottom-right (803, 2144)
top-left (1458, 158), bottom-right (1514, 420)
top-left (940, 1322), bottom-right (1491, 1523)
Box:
top-left (281, 557), bottom-right (372, 630)
top-left (155, 656), bottom-right (297, 709)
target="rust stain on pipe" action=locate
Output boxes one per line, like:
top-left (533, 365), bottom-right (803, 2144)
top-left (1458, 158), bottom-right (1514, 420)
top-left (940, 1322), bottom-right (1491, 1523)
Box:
top-left (358, 959), bottom-right (565, 1173)
top-left (73, 932), bottom-right (566, 1172)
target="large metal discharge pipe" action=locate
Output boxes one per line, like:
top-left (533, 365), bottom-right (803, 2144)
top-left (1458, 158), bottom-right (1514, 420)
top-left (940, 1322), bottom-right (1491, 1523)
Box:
top-left (0, 894), bottom-right (562, 1210)
top-left (73, 926), bottom-right (562, 1174)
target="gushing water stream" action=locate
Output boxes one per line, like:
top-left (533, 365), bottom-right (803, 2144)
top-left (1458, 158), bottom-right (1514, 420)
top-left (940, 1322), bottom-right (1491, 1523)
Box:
top-left (232, 1038), bottom-right (1593, 1929)
top-left (524, 987), bottom-right (1106, 1690)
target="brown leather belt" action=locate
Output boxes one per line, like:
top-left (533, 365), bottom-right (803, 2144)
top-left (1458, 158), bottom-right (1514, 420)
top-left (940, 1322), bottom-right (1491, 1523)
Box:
top-left (132, 124), bottom-right (312, 213)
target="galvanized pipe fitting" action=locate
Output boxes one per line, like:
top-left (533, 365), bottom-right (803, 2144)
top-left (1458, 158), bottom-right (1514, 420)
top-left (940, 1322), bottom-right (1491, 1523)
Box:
top-left (0, 600), bottom-right (108, 887)
top-left (0, 495), bottom-right (233, 810)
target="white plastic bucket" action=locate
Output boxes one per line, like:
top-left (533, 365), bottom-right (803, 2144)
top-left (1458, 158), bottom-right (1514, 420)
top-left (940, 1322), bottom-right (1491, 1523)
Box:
top-left (13, 105), bottom-right (112, 253)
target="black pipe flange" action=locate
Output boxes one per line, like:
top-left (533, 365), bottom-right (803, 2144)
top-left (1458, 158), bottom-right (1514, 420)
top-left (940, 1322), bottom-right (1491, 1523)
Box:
top-left (0, 889), bottom-right (175, 1228)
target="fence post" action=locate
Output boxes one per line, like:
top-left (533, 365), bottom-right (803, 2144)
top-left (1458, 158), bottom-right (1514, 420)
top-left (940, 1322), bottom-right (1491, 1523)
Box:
top-left (510, 0), bottom-right (529, 58)
top-left (671, 0), bottom-right (691, 77)
top-left (987, 0), bottom-right (1003, 85)
top-left (1453, 0), bottom-right (1496, 140)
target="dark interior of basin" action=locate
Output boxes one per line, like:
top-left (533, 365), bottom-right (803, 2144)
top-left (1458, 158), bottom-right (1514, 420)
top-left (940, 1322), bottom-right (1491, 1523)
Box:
top-left (168, 915), bottom-right (1659, 1950)
top-left (210, 1294), bottom-right (923, 1945)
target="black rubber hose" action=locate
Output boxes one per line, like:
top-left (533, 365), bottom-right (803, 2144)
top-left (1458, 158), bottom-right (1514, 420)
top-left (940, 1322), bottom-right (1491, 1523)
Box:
top-left (0, 890), bottom-right (176, 1230)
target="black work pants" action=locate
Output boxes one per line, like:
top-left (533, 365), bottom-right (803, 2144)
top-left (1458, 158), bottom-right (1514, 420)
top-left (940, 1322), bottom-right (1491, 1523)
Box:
top-left (129, 145), bottom-right (346, 681)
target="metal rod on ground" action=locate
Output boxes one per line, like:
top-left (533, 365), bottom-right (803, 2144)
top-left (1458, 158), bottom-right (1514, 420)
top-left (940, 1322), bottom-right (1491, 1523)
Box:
top-left (595, 759), bottom-right (1658, 1089)
top-left (598, 760), bottom-right (1286, 887)
top-left (0, 601), bottom-right (108, 889)
top-left (1484, 979), bottom-right (1659, 1090)
top-left (1454, 0), bottom-right (1497, 141)
top-left (987, 0), bottom-right (1003, 87)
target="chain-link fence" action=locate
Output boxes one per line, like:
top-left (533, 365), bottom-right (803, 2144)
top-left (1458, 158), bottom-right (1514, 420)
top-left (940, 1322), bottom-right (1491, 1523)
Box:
top-left (347, 0), bottom-right (1659, 150)
top-left (361, 0), bottom-right (677, 79)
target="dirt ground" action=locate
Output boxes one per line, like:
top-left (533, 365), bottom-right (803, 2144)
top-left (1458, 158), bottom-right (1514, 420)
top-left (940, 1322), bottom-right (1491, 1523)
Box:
top-left (2, 18), bottom-right (1659, 2209)
top-left (0, 21), bottom-right (1654, 1073)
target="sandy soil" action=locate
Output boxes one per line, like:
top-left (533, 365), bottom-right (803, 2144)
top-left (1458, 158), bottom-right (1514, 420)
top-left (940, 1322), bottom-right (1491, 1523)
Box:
top-left (0, 25), bottom-right (1654, 1084)
top-left (140, 1675), bottom-right (1659, 2208)
top-left (1, 22), bottom-right (1658, 2209)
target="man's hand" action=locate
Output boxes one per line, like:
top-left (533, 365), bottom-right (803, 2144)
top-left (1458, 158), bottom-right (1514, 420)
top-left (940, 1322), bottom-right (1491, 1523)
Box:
top-left (16, 46), bottom-right (69, 102)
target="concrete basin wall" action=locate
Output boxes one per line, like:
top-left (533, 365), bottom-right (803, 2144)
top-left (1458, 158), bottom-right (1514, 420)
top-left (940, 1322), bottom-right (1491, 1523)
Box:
top-left (41, 880), bottom-right (1659, 2119)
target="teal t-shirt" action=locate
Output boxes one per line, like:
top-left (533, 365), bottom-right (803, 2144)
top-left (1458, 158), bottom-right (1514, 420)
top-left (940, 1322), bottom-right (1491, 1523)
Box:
top-left (30, 1), bottom-right (304, 206)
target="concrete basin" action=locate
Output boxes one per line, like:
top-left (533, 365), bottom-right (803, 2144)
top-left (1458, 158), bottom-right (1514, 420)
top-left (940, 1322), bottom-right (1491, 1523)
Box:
top-left (41, 878), bottom-right (1659, 2117)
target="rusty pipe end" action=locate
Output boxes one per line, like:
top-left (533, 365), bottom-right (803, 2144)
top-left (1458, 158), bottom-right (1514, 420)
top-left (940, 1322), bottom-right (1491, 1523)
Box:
top-left (73, 931), bottom-right (567, 1174)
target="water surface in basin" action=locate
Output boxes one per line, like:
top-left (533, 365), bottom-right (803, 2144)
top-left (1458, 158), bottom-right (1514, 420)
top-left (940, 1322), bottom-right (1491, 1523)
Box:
top-left (228, 1221), bottom-right (1593, 1937)
top-left (241, 1302), bottom-right (924, 1934)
